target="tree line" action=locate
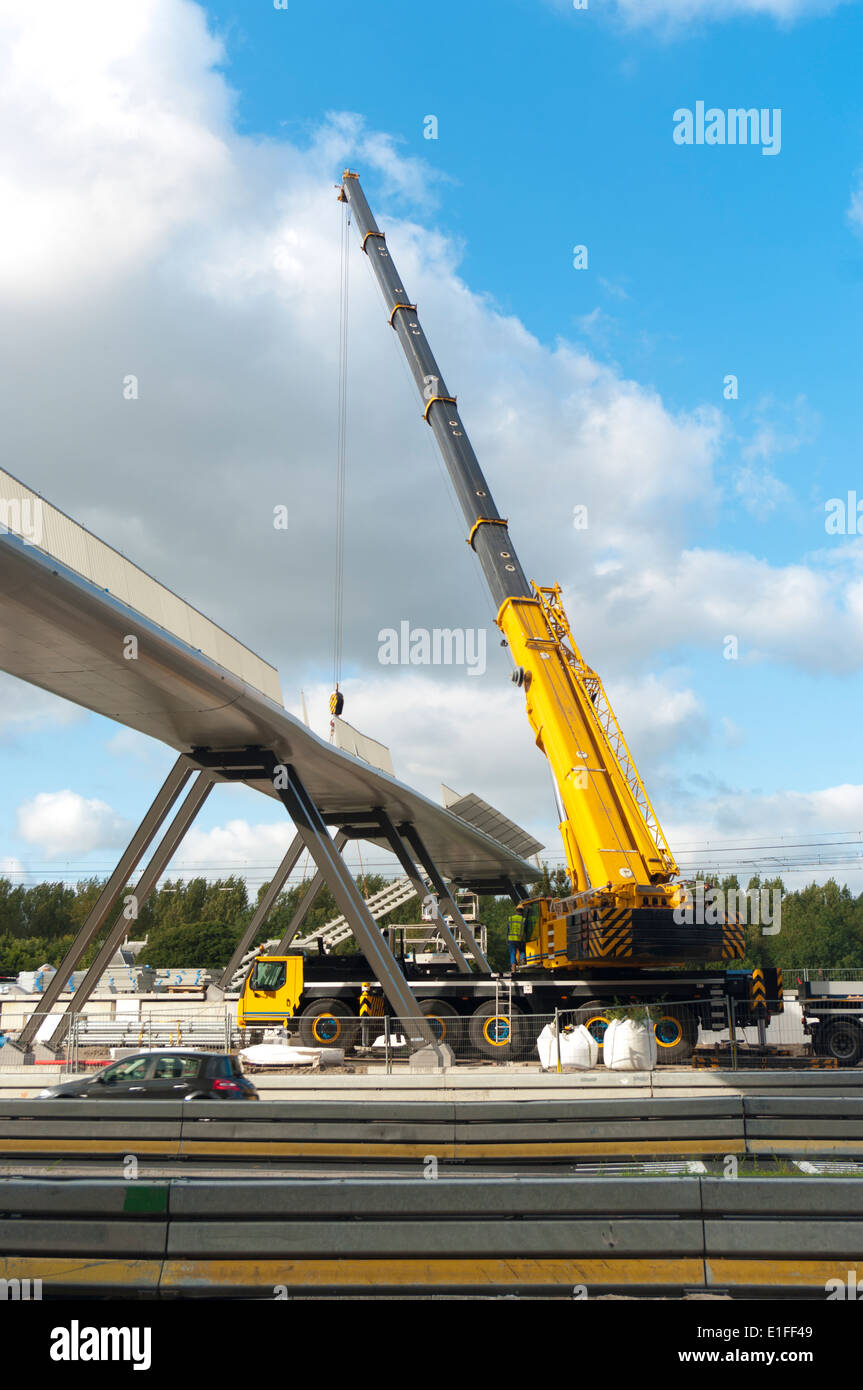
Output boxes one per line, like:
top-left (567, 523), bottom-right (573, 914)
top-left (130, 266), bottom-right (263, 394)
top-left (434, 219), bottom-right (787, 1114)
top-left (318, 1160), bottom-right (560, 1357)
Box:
top-left (0, 869), bottom-right (861, 977)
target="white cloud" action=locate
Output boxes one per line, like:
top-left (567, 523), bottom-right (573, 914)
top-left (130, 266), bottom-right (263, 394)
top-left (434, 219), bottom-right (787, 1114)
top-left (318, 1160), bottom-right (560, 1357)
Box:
top-left (173, 818), bottom-right (296, 872)
top-left (106, 728), bottom-right (165, 763)
top-left (293, 671), bottom-right (707, 856)
top-left (732, 464), bottom-right (791, 518)
top-left (611, 674), bottom-right (707, 755)
top-left (1, 0), bottom-right (842, 699)
top-left (849, 173), bottom-right (863, 236)
top-left (16, 790), bottom-right (131, 856)
top-left (601, 0), bottom-right (851, 27)
top-left (0, 0), bottom-right (859, 892)
top-left (567, 547), bottom-right (863, 674)
top-left (161, 667), bottom-right (707, 884)
top-left (0, 0), bottom-right (232, 297)
top-left (0, 674), bottom-right (86, 736)
top-left (666, 782), bottom-right (863, 890)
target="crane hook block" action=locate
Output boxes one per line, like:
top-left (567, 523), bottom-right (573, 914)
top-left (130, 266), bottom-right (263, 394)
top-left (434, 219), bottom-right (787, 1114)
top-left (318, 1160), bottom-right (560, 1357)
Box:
top-left (329, 690), bottom-right (345, 717)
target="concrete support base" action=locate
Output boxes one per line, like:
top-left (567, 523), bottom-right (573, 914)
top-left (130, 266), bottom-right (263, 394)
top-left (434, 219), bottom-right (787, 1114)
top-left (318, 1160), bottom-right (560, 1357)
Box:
top-left (408, 1043), bottom-right (454, 1073)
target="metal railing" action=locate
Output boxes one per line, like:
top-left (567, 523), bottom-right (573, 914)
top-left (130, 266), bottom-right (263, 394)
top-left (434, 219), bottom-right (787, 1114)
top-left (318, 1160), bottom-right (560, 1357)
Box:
top-left (2, 995), bottom-right (851, 1073)
top-left (1, 1151), bottom-right (862, 1296)
top-left (237, 997), bottom-right (824, 1071)
top-left (0, 1009), bottom-right (239, 1071)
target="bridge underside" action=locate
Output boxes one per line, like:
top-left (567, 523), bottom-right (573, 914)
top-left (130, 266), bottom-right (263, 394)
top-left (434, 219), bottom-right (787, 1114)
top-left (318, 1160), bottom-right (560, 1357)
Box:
top-left (0, 471), bottom-right (540, 1055)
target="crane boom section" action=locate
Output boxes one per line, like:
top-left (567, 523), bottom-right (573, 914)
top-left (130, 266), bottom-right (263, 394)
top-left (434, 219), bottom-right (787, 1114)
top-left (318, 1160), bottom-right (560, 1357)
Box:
top-left (341, 171), bottom-right (678, 892)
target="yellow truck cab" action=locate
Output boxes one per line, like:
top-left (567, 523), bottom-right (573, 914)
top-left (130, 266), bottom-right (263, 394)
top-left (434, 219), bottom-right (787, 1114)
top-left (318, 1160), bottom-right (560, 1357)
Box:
top-left (237, 954), bottom-right (304, 1030)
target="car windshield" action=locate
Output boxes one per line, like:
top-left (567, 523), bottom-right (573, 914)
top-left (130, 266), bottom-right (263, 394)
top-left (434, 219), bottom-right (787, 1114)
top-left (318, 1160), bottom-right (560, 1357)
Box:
top-left (250, 960), bottom-right (286, 991)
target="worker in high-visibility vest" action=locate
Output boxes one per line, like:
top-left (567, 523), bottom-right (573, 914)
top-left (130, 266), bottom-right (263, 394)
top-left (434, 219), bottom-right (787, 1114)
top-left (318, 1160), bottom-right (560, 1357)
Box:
top-left (508, 911), bottom-right (526, 969)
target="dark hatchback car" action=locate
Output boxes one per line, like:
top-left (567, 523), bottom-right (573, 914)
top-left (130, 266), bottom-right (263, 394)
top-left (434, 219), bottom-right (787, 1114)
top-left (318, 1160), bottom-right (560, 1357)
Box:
top-left (38, 1050), bottom-right (259, 1100)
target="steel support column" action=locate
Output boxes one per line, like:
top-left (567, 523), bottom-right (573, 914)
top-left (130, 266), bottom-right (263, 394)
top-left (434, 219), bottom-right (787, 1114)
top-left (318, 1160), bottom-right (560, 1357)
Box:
top-left (45, 770), bottom-right (215, 1050)
top-left (215, 832), bottom-right (307, 990)
top-left (274, 832), bottom-right (349, 952)
top-left (373, 810), bottom-right (471, 973)
top-left (15, 754), bottom-right (195, 1052)
top-left (273, 762), bottom-right (435, 1047)
top-left (399, 822), bottom-right (492, 973)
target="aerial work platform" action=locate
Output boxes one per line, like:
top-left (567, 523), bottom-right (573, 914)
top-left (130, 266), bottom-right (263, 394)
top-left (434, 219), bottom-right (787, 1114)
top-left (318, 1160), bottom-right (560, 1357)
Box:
top-left (0, 467), bottom-right (540, 1055)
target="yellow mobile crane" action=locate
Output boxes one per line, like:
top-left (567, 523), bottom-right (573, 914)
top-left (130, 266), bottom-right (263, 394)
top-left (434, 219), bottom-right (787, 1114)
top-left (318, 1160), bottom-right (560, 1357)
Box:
top-left (339, 170), bottom-right (748, 978)
top-left (237, 175), bottom-right (783, 1064)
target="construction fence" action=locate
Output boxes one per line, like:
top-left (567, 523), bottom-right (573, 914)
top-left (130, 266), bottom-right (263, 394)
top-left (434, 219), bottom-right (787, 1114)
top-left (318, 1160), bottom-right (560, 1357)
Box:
top-left (0, 1009), bottom-right (239, 1073)
top-left (0, 996), bottom-right (853, 1072)
top-left (254, 995), bottom-right (822, 1070)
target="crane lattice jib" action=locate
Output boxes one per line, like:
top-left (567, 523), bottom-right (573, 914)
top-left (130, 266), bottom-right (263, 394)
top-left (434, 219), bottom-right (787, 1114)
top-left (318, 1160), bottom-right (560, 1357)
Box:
top-left (533, 584), bottom-right (678, 880)
top-left (340, 171), bottom-right (678, 892)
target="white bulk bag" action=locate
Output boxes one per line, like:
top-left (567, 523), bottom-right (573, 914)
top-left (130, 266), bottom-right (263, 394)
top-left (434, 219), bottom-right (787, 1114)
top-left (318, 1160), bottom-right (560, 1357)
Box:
top-left (603, 1017), bottom-right (657, 1071)
top-left (239, 1043), bottom-right (344, 1067)
top-left (536, 1021), bottom-right (598, 1070)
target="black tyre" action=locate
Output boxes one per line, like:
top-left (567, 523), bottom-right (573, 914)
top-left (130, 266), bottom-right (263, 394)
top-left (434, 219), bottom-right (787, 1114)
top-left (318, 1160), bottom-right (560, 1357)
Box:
top-left (298, 998), bottom-right (359, 1051)
top-left (820, 1018), bottom-right (863, 1067)
top-left (418, 999), bottom-right (462, 1050)
top-left (574, 1001), bottom-right (611, 1051)
top-left (468, 1001), bottom-right (525, 1060)
top-left (650, 1006), bottom-right (697, 1065)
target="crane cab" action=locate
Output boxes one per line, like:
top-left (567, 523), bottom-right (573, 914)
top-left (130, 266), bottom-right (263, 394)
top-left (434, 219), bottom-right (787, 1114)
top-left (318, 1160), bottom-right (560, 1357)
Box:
top-left (237, 954), bottom-right (304, 1029)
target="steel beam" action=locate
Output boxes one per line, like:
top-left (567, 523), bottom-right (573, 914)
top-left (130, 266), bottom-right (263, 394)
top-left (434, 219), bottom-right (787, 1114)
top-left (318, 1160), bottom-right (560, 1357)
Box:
top-left (274, 832), bottom-right (349, 952)
top-left (215, 833), bottom-right (307, 989)
top-left (508, 879), bottom-right (528, 905)
top-left (15, 755), bottom-right (195, 1051)
top-left (400, 823), bottom-right (491, 974)
top-left (272, 762), bottom-right (435, 1048)
top-left (373, 810), bottom-right (471, 974)
top-left (45, 771), bottom-right (216, 1050)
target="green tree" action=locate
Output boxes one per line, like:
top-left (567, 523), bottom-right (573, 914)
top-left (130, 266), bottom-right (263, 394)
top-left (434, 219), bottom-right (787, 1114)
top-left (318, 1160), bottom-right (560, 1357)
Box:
top-left (136, 920), bottom-right (242, 968)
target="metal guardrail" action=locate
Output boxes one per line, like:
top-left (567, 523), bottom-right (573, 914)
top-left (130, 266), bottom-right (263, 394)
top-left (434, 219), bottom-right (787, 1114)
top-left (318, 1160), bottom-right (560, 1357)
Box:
top-left (0, 1172), bottom-right (862, 1297)
top-left (68, 1014), bottom-right (237, 1057)
top-left (3, 1095), bottom-right (863, 1163)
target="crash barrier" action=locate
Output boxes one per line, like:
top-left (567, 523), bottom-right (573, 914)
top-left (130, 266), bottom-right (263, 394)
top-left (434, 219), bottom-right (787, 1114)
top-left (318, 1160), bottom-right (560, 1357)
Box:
top-left (1, 1174), bottom-right (862, 1297)
top-left (4, 1094), bottom-right (863, 1164)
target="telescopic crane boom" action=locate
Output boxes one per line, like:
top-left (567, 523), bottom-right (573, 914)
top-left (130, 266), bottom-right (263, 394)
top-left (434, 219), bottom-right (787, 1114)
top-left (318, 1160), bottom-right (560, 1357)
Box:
top-left (340, 172), bottom-right (739, 969)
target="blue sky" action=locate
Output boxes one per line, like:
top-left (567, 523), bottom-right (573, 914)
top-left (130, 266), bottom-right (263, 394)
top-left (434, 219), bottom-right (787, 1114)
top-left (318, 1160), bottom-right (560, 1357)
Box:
top-left (1, 0), bottom-right (863, 892)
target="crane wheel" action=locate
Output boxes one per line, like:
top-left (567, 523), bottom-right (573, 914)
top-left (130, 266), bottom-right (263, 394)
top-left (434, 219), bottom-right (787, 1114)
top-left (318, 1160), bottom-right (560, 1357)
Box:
top-left (468, 1001), bottom-right (525, 1060)
top-left (651, 1007), bottom-right (697, 1065)
top-left (298, 998), bottom-right (359, 1051)
top-left (574, 1001), bottom-right (611, 1050)
top-left (820, 1018), bottom-right (863, 1067)
top-left (418, 999), bottom-right (460, 1048)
